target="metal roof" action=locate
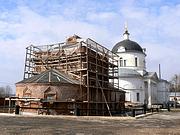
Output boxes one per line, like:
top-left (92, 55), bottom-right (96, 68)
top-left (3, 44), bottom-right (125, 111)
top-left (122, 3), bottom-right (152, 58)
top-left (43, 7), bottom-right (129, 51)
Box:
top-left (119, 68), bottom-right (142, 77)
top-left (17, 69), bottom-right (80, 84)
top-left (112, 39), bottom-right (143, 53)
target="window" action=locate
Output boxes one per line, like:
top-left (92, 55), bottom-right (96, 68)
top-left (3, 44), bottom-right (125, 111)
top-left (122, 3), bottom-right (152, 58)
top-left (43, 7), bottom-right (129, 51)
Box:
top-left (135, 57), bottom-right (138, 67)
top-left (24, 93), bottom-right (31, 98)
top-left (44, 87), bottom-right (56, 100)
top-left (124, 60), bottom-right (126, 67)
top-left (137, 93), bottom-right (140, 102)
top-left (120, 58), bottom-right (123, 67)
top-left (118, 46), bottom-right (125, 52)
top-left (46, 94), bottom-right (56, 100)
top-left (23, 88), bottom-right (32, 98)
top-left (143, 60), bottom-right (146, 68)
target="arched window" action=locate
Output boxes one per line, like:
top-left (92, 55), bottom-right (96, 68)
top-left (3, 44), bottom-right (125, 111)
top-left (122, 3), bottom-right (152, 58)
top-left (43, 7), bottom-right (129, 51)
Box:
top-left (143, 60), bottom-right (146, 67)
top-left (137, 93), bottom-right (140, 102)
top-left (120, 58), bottom-right (123, 67)
top-left (118, 47), bottom-right (125, 52)
top-left (44, 87), bottom-right (57, 100)
top-left (135, 57), bottom-right (138, 67)
top-left (23, 87), bottom-right (32, 98)
top-left (124, 60), bottom-right (126, 67)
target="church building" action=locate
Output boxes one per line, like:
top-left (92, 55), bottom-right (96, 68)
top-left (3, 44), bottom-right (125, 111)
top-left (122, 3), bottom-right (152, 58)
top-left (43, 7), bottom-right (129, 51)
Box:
top-left (112, 25), bottom-right (170, 107)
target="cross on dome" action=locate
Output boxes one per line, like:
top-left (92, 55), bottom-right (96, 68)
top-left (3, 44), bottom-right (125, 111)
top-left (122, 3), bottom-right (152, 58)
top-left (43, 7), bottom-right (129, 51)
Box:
top-left (123, 22), bottom-right (130, 40)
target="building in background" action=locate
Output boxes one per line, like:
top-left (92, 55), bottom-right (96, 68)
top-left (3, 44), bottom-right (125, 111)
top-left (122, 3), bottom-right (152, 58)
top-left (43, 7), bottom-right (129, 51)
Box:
top-left (169, 92), bottom-right (180, 104)
top-left (112, 25), bottom-right (170, 107)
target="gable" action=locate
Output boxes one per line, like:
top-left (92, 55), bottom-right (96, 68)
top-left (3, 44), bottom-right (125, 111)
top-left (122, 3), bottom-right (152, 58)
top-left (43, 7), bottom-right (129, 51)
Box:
top-left (144, 72), bottom-right (159, 81)
top-left (16, 69), bottom-right (80, 84)
top-left (152, 72), bottom-right (159, 81)
top-left (23, 87), bottom-right (32, 94)
top-left (23, 86), bottom-right (32, 97)
top-left (44, 86), bottom-right (56, 94)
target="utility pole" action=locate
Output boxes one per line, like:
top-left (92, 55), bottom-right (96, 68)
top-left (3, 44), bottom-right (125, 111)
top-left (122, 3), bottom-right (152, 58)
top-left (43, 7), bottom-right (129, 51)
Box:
top-left (158, 64), bottom-right (161, 80)
top-left (174, 75), bottom-right (178, 108)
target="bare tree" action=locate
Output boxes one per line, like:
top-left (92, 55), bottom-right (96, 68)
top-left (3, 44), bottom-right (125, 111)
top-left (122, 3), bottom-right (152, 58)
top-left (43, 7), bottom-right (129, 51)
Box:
top-left (5, 85), bottom-right (12, 97)
top-left (170, 74), bottom-right (180, 92)
top-left (0, 87), bottom-right (6, 97)
top-left (0, 85), bottom-right (13, 97)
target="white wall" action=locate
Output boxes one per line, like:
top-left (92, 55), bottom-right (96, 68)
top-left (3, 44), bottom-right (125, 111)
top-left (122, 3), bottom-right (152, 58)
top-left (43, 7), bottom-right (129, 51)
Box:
top-left (116, 52), bottom-right (146, 74)
top-left (151, 82), bottom-right (158, 104)
top-left (115, 48), bottom-right (170, 106)
top-left (157, 81), bottom-right (170, 104)
top-left (119, 77), bottom-right (145, 104)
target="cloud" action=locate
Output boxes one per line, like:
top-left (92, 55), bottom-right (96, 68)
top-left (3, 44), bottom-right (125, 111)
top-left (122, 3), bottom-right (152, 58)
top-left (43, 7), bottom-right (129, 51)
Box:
top-left (0, 4), bottom-right (111, 91)
top-left (86, 12), bottom-right (118, 22)
top-left (145, 42), bottom-right (180, 78)
top-left (115, 1), bottom-right (180, 80)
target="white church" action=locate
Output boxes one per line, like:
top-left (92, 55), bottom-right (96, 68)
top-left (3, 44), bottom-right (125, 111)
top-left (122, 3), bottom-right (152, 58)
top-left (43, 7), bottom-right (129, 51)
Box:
top-left (112, 26), bottom-right (170, 107)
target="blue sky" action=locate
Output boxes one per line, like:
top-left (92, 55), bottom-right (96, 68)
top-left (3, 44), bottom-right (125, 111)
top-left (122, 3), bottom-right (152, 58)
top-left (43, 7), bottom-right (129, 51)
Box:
top-left (0, 0), bottom-right (180, 92)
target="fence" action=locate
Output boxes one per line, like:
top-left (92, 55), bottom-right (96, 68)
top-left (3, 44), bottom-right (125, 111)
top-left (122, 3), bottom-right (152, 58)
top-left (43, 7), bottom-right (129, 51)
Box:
top-left (0, 105), bottom-right (167, 117)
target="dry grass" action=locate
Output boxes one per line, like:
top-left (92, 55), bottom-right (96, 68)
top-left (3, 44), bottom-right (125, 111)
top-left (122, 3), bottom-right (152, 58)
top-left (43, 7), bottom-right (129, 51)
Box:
top-left (0, 111), bottom-right (180, 135)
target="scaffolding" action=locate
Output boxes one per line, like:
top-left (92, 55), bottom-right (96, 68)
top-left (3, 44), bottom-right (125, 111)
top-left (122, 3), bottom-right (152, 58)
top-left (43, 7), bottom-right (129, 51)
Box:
top-left (23, 36), bottom-right (124, 115)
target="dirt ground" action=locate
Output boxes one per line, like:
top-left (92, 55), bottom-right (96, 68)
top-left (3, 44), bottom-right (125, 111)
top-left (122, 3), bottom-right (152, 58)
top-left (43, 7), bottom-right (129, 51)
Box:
top-left (0, 111), bottom-right (180, 135)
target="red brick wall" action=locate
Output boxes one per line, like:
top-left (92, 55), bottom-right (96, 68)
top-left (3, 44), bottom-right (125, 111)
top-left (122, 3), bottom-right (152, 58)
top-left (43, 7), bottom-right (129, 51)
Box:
top-left (16, 83), bottom-right (80, 101)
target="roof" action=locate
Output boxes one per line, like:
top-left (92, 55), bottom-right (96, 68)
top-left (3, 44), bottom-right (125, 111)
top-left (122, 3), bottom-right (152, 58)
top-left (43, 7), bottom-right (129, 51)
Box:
top-left (112, 39), bottom-right (143, 53)
top-left (17, 69), bottom-right (80, 84)
top-left (159, 79), bottom-right (169, 83)
top-left (119, 68), bottom-right (142, 77)
top-left (144, 72), bottom-right (159, 80)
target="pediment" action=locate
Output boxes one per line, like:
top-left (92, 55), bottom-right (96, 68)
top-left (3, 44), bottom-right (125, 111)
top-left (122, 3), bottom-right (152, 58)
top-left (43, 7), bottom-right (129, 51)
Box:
top-left (152, 72), bottom-right (159, 81)
top-left (23, 87), bottom-right (32, 94)
top-left (44, 86), bottom-right (56, 94)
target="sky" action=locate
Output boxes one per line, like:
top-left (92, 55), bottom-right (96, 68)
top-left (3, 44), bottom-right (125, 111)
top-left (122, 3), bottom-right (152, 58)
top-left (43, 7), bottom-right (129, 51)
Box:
top-left (0, 0), bottom-right (180, 92)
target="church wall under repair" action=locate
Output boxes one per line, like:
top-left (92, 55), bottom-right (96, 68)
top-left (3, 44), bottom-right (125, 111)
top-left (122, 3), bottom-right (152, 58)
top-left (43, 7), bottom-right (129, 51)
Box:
top-left (16, 35), bottom-right (125, 116)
